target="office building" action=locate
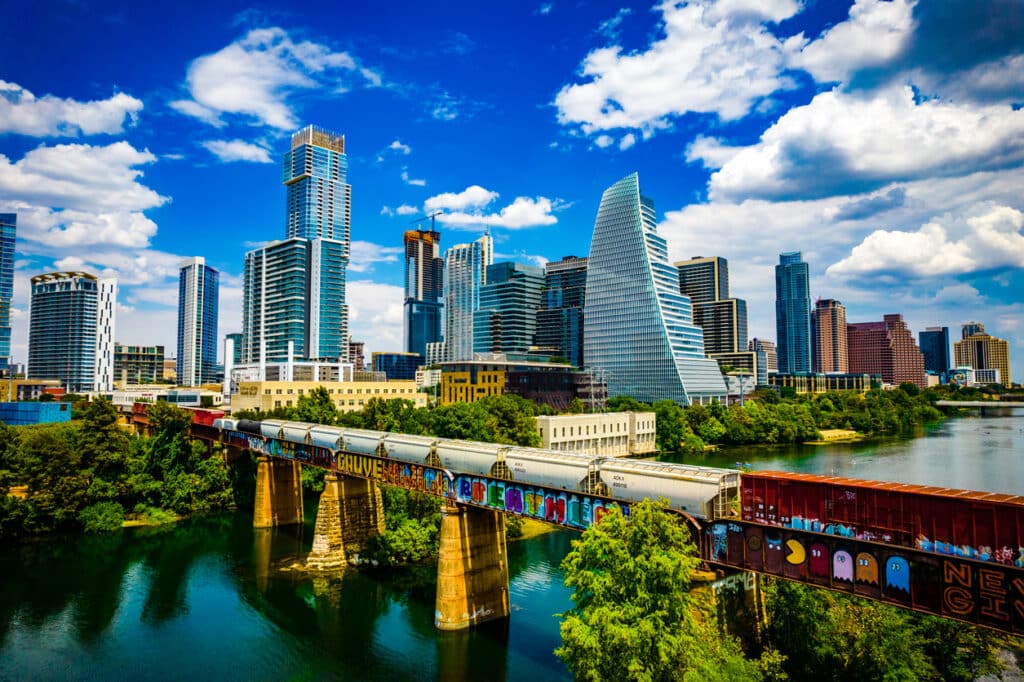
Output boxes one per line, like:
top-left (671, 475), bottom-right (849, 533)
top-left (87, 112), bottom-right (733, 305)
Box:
top-left (473, 261), bottom-right (544, 356)
top-left (709, 351), bottom-right (768, 387)
top-left (675, 256), bottom-right (727, 305)
top-left (768, 373), bottom-right (873, 394)
top-left (955, 331), bottom-right (1012, 386)
top-left (0, 213), bottom-right (14, 371)
top-left (443, 233), bottom-right (493, 362)
top-left (225, 333), bottom-right (243, 365)
top-left (114, 344), bottom-right (164, 385)
top-left (372, 352), bottom-right (424, 381)
top-left (177, 257), bottom-right (219, 387)
top-left (847, 314), bottom-right (925, 388)
top-left (231, 379), bottom-right (426, 413)
top-left (811, 299), bottom-right (848, 373)
top-left (583, 173), bottom-right (726, 405)
top-left (961, 321), bottom-right (985, 339)
top-left (28, 271), bottom-right (116, 392)
top-left (440, 358), bottom-right (581, 409)
top-left (918, 327), bottom-right (951, 380)
top-left (749, 338), bottom-right (778, 373)
top-left (775, 252), bottom-right (811, 374)
top-left (242, 125), bottom-right (350, 367)
top-left (676, 256), bottom-right (747, 355)
top-left (404, 229), bottom-right (444, 358)
top-left (536, 255), bottom-right (587, 367)
top-left (536, 412), bottom-right (656, 457)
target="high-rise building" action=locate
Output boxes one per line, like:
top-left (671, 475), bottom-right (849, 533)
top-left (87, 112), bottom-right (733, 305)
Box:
top-left (536, 256), bottom-right (588, 367)
top-left (372, 352), bottom-right (424, 381)
top-left (0, 213), bottom-right (14, 371)
top-left (347, 339), bottom-right (365, 371)
top-left (28, 271), bottom-right (116, 392)
top-left (473, 261), bottom-right (545, 356)
top-left (847, 313), bottom-right (925, 387)
top-left (961, 321), bottom-right (985, 339)
top-left (404, 229), bottom-right (444, 358)
top-left (775, 252), bottom-right (811, 374)
top-left (114, 344), bottom-right (164, 385)
top-left (675, 256), bottom-right (728, 305)
top-left (242, 125), bottom-right (350, 367)
top-left (676, 256), bottom-right (748, 355)
top-left (443, 233), bottom-right (493, 362)
top-left (955, 331), bottom-right (1012, 386)
top-left (919, 327), bottom-right (951, 380)
top-left (811, 299), bottom-right (848, 373)
top-left (749, 338), bottom-right (778, 373)
top-left (177, 257), bottom-right (219, 387)
top-left (583, 173), bottom-right (726, 405)
top-left (225, 333), bottom-right (243, 365)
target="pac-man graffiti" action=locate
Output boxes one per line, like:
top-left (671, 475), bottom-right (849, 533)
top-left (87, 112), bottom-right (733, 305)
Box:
top-left (886, 556), bottom-right (911, 593)
top-left (785, 539), bottom-right (806, 565)
top-left (856, 552), bottom-right (880, 586)
top-left (833, 550), bottom-right (854, 582)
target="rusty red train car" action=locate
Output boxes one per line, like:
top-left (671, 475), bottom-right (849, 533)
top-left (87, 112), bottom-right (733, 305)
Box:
top-left (741, 471), bottom-right (1024, 566)
top-left (183, 407), bottom-right (226, 426)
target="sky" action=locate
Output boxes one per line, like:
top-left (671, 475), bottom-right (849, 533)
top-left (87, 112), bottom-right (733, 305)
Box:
top-left (1, 0), bottom-right (1023, 382)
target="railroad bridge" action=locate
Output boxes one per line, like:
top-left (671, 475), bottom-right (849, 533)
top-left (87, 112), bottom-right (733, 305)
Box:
top-left (130, 414), bottom-right (1024, 636)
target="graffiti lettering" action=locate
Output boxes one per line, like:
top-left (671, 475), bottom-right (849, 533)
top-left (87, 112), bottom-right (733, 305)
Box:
top-left (944, 586), bottom-right (974, 616)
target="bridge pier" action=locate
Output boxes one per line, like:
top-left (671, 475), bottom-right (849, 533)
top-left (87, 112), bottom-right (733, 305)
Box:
top-left (434, 503), bottom-right (510, 631)
top-left (337, 476), bottom-right (385, 554)
top-left (253, 456), bottom-right (304, 528)
top-left (306, 474), bottom-right (348, 570)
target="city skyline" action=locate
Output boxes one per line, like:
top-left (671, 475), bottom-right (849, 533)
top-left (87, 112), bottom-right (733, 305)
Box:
top-left (1, 1), bottom-right (1022, 381)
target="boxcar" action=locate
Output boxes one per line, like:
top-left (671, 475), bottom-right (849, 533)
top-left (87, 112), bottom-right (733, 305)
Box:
top-left (435, 440), bottom-right (507, 477)
top-left (308, 425), bottom-right (344, 451)
top-left (382, 433), bottom-right (438, 465)
top-left (503, 447), bottom-right (594, 491)
top-left (599, 460), bottom-right (740, 520)
top-left (742, 471), bottom-right (1024, 562)
top-left (340, 429), bottom-right (387, 456)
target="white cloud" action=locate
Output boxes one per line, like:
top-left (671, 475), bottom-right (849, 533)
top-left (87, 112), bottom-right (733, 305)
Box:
top-left (347, 280), bottom-right (405, 352)
top-left (387, 139), bottom-right (411, 155)
top-left (597, 8), bottom-right (631, 40)
top-left (424, 185), bottom-right (499, 213)
top-left (0, 80), bottom-right (143, 137)
top-left (396, 204), bottom-right (419, 216)
top-left (828, 205), bottom-right (1024, 278)
top-left (787, 0), bottom-right (915, 84)
top-left (349, 241), bottom-right (404, 273)
top-left (440, 196), bottom-right (558, 230)
top-left (706, 85), bottom-right (1024, 201)
top-left (618, 133), bottom-right (636, 151)
top-left (685, 135), bottom-right (744, 168)
top-left (201, 139), bottom-right (272, 163)
top-left (537, 3), bottom-right (553, 15)
top-left (401, 168), bottom-right (426, 186)
top-left (171, 27), bottom-right (379, 130)
top-left (555, 0), bottom-right (799, 136)
top-left (594, 135), bottom-right (614, 148)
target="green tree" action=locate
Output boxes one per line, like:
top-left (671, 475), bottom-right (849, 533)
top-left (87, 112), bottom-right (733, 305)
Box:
top-left (294, 385), bottom-right (339, 425)
top-left (78, 398), bottom-right (132, 500)
top-left (567, 397), bottom-right (586, 414)
top-left (478, 394), bottom-right (541, 446)
top-left (556, 499), bottom-right (759, 681)
top-left (428, 401), bottom-right (492, 441)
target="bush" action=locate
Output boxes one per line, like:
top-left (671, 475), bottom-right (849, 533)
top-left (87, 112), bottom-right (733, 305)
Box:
top-left (78, 501), bottom-right (125, 533)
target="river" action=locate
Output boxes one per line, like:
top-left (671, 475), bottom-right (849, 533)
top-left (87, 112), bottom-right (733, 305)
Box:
top-left (1, 410), bottom-right (1021, 680)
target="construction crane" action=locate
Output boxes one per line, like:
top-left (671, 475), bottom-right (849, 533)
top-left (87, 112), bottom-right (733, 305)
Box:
top-left (409, 211), bottom-right (442, 232)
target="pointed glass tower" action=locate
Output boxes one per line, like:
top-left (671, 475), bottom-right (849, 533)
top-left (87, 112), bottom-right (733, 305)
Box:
top-left (584, 173), bottom-right (726, 405)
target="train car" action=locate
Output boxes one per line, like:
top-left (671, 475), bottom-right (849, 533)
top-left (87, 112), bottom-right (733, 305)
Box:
top-left (183, 407), bottom-right (226, 427)
top-left (503, 447), bottom-right (594, 491)
top-left (598, 460), bottom-right (741, 519)
top-left (235, 419), bottom-right (263, 435)
top-left (212, 418), bottom-right (238, 431)
top-left (308, 425), bottom-right (345, 450)
top-left (381, 433), bottom-right (439, 465)
top-left (742, 471), bottom-right (1024, 562)
top-left (435, 440), bottom-right (507, 477)
top-left (340, 429), bottom-right (387, 456)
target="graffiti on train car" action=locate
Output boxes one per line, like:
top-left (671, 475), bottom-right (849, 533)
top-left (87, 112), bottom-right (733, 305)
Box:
top-left (225, 431), bottom-right (335, 468)
top-left (452, 475), bottom-right (629, 530)
top-left (706, 520), bottom-right (1024, 635)
top-left (337, 451), bottom-right (455, 499)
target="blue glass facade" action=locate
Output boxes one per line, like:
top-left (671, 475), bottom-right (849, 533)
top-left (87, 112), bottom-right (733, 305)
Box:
top-left (775, 252), bottom-right (811, 374)
top-left (28, 272), bottom-right (98, 392)
top-left (583, 173), bottom-right (726, 405)
top-left (177, 257), bottom-right (219, 386)
top-left (0, 213), bottom-right (14, 370)
top-left (404, 229), bottom-right (444, 358)
top-left (443, 234), bottom-right (492, 362)
top-left (372, 352), bottom-right (424, 380)
top-left (473, 261), bottom-right (545, 356)
top-left (536, 256), bottom-right (587, 367)
top-left (919, 327), bottom-right (951, 379)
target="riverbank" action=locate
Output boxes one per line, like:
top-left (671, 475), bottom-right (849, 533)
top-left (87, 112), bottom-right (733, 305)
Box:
top-left (804, 428), bottom-right (864, 444)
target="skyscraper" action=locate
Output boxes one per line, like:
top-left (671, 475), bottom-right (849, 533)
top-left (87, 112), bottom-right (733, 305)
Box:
top-left (811, 298), bottom-right (848, 373)
top-left (847, 313), bottom-right (925, 387)
top-left (676, 256), bottom-right (748, 355)
top-left (0, 213), bottom-right (14, 371)
top-left (961, 321), bottom-right (985, 339)
top-left (584, 173), bottom-right (726, 405)
top-left (919, 326), bottom-right (951, 380)
top-left (536, 255), bottom-right (587, 367)
top-left (242, 125), bottom-right (350, 365)
top-left (442, 233), bottom-right (492, 362)
top-left (28, 271), bottom-right (116, 392)
top-left (473, 261), bottom-right (545, 356)
top-left (955, 330), bottom-right (1012, 386)
top-left (177, 256), bottom-right (219, 387)
top-left (404, 229), bottom-right (444, 358)
top-left (749, 338), bottom-right (778, 373)
top-left (675, 256), bottom-right (727, 305)
top-left (775, 251), bottom-right (811, 374)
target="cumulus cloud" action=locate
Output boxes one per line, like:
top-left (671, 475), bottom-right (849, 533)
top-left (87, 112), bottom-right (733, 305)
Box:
top-left (439, 197), bottom-right (559, 230)
top-left (347, 280), bottom-right (405, 351)
top-left (201, 139), bottom-right (272, 163)
top-left (828, 205), bottom-right (1024, 278)
top-left (555, 0), bottom-right (799, 136)
top-left (171, 27), bottom-right (380, 130)
top-left (378, 139), bottom-right (411, 161)
top-left (685, 135), bottom-right (744, 169)
top-left (396, 204), bottom-right (419, 216)
top-left (401, 168), bottom-right (426, 186)
top-left (424, 185), bottom-right (500, 213)
top-left (833, 188), bottom-right (907, 221)
top-left (706, 85), bottom-right (1024, 201)
top-left (349, 241), bottom-right (404, 273)
top-left (0, 81), bottom-right (143, 137)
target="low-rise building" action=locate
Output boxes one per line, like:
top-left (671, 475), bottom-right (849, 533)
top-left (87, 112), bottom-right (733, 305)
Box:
top-left (536, 411), bottom-right (656, 457)
top-left (0, 377), bottom-right (63, 401)
top-left (0, 401), bottom-right (72, 425)
top-left (768, 373), bottom-right (874, 394)
top-left (114, 343), bottom-right (164, 386)
top-left (230, 380), bottom-right (428, 413)
top-left (106, 386), bottom-right (223, 410)
top-left (440, 358), bottom-right (581, 409)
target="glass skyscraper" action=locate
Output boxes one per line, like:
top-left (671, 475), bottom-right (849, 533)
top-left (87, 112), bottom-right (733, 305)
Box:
top-left (243, 125), bottom-right (350, 364)
top-left (583, 173), bottom-right (726, 405)
top-left (28, 271), bottom-right (116, 392)
top-left (0, 213), bottom-right (14, 371)
top-left (177, 256), bottom-right (219, 387)
top-left (404, 229), bottom-right (444, 358)
top-left (536, 255), bottom-right (587, 367)
top-left (443, 233), bottom-right (492, 362)
top-left (775, 251), bottom-right (811, 374)
top-left (919, 326), bottom-right (951, 379)
top-left (473, 261), bottom-right (545, 356)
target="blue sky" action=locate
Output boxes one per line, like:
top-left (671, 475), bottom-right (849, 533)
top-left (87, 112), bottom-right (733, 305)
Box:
top-left (2, 0), bottom-right (1023, 382)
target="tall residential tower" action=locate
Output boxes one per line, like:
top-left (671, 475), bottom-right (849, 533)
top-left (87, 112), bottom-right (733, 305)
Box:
top-left (404, 229), bottom-right (444, 358)
top-left (442, 233), bottom-right (492, 362)
top-left (0, 213), bottom-right (14, 371)
top-left (536, 255), bottom-right (587, 367)
top-left (811, 298), bottom-right (848, 373)
top-left (775, 251), bottom-right (811, 374)
top-left (177, 256), bottom-right (219, 387)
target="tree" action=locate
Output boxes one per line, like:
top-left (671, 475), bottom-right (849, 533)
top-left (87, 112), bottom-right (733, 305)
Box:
top-left (898, 382), bottom-right (920, 397)
top-left (556, 499), bottom-right (759, 681)
top-left (478, 394), bottom-right (541, 446)
top-left (294, 385), bottom-right (339, 425)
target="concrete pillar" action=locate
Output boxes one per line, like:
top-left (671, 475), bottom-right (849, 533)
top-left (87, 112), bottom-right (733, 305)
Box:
top-left (306, 474), bottom-right (347, 570)
top-left (253, 456), bottom-right (304, 528)
top-left (434, 503), bottom-right (510, 631)
top-left (338, 476), bottom-right (385, 553)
